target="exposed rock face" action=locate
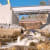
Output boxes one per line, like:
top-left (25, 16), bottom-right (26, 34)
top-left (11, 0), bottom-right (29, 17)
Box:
top-left (0, 4), bottom-right (12, 24)
top-left (0, 3), bottom-right (18, 24)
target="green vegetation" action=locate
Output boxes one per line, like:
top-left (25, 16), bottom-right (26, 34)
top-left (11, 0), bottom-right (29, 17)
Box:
top-left (40, 1), bottom-right (46, 5)
top-left (21, 16), bottom-right (25, 20)
top-left (28, 16), bottom-right (31, 18)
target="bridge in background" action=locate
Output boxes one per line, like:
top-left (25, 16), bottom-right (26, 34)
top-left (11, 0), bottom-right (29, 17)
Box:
top-left (12, 5), bottom-right (50, 24)
top-left (12, 6), bottom-right (50, 15)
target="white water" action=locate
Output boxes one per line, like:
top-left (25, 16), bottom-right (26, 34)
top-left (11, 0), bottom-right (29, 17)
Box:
top-left (1, 31), bottom-right (46, 48)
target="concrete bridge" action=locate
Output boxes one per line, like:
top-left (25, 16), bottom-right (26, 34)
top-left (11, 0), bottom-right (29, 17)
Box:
top-left (12, 5), bottom-right (50, 24)
top-left (12, 5), bottom-right (50, 15)
top-left (0, 4), bottom-right (50, 24)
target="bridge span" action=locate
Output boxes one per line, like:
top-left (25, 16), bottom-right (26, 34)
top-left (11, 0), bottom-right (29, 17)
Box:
top-left (12, 6), bottom-right (50, 24)
top-left (12, 6), bottom-right (50, 15)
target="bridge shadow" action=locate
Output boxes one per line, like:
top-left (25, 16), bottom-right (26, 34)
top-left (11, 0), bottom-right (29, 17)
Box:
top-left (40, 13), bottom-right (50, 29)
top-left (40, 24), bottom-right (48, 29)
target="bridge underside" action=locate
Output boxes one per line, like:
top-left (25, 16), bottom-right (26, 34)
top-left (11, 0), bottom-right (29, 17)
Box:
top-left (13, 6), bottom-right (50, 15)
top-left (14, 11), bottom-right (49, 15)
top-left (12, 6), bottom-right (50, 24)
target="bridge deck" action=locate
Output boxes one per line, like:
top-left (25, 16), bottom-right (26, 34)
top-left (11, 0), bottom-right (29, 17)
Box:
top-left (12, 6), bottom-right (50, 14)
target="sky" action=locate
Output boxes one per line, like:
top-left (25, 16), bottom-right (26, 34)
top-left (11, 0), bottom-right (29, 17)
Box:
top-left (0, 0), bottom-right (48, 7)
top-left (0, 0), bottom-right (48, 20)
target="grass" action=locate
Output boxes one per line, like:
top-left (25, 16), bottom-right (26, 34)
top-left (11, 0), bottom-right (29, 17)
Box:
top-left (0, 28), bottom-right (22, 44)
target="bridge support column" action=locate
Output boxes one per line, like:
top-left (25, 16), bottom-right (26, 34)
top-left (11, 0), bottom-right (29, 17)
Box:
top-left (12, 11), bottom-right (19, 24)
top-left (16, 14), bottom-right (19, 24)
top-left (47, 14), bottom-right (50, 24)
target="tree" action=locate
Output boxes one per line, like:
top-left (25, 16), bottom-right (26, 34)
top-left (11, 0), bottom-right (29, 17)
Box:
top-left (40, 1), bottom-right (46, 5)
top-left (48, 0), bottom-right (50, 5)
top-left (28, 15), bottom-right (31, 18)
top-left (21, 16), bottom-right (25, 20)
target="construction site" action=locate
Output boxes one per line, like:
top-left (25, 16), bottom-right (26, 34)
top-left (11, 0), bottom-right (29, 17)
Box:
top-left (0, 0), bottom-right (50, 50)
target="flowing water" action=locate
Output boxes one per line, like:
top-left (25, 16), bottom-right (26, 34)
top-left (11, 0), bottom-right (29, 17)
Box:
top-left (1, 31), bottom-right (46, 49)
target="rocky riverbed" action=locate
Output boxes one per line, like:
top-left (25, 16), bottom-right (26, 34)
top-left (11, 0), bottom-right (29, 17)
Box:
top-left (0, 24), bottom-right (50, 50)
